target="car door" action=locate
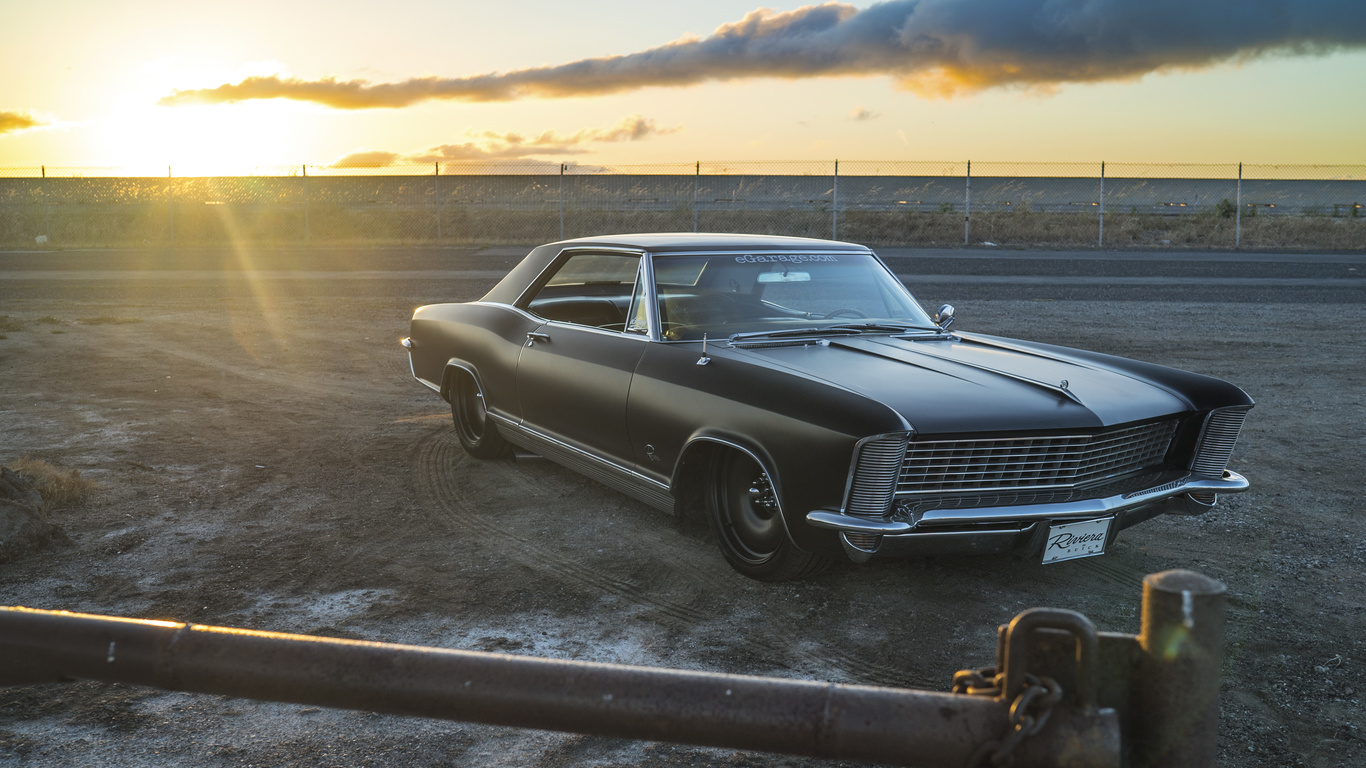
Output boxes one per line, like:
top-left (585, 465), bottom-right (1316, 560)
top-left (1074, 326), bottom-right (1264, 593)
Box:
top-left (516, 251), bottom-right (650, 465)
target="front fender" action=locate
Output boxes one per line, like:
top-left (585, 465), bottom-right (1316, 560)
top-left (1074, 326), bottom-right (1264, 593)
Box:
top-left (630, 343), bottom-right (906, 556)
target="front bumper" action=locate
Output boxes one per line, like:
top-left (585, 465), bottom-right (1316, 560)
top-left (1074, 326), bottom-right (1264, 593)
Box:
top-left (805, 470), bottom-right (1248, 561)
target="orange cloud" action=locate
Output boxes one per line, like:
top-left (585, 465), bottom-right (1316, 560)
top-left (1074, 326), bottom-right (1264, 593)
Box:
top-left (333, 115), bottom-right (679, 165)
top-left (0, 111), bottom-right (42, 135)
top-left (160, 0), bottom-right (1366, 109)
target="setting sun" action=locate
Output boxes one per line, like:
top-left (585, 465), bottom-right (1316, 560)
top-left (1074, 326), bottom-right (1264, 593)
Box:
top-left (92, 101), bottom-right (307, 177)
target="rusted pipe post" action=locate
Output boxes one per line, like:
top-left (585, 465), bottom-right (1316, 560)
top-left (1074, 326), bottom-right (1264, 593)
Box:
top-left (0, 607), bottom-right (1045, 768)
top-left (1133, 569), bottom-right (1226, 768)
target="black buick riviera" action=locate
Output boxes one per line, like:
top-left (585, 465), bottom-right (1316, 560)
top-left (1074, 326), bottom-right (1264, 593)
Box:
top-left (403, 234), bottom-right (1251, 580)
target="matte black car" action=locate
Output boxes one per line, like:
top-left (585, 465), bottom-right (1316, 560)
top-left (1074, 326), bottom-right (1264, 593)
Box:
top-left (403, 234), bottom-right (1251, 580)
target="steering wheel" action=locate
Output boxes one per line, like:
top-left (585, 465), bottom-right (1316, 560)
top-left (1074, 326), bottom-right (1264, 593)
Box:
top-left (821, 308), bottom-right (867, 319)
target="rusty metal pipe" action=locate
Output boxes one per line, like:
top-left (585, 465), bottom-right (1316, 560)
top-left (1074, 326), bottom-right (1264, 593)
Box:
top-left (1, 606), bottom-right (1023, 767)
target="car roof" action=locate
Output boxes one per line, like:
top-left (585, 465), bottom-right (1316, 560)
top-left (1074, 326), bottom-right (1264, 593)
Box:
top-left (480, 233), bottom-right (874, 305)
top-left (545, 232), bottom-right (872, 253)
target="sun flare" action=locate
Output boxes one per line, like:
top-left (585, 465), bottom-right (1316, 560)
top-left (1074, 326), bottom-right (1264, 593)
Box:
top-left (95, 101), bottom-right (305, 177)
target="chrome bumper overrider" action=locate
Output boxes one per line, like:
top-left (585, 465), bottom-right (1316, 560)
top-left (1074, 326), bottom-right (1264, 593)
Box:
top-left (805, 470), bottom-right (1249, 536)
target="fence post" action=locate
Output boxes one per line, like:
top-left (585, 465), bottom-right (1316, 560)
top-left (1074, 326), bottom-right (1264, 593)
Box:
top-left (694, 161), bottom-right (699, 233)
top-left (559, 164), bottom-right (565, 240)
top-left (302, 164), bottom-right (310, 244)
top-left (832, 159), bottom-right (839, 240)
top-left (1099, 161), bottom-right (1105, 248)
top-left (1235, 162), bottom-right (1242, 248)
top-left (964, 160), bottom-right (972, 246)
top-left (1133, 570), bottom-right (1226, 768)
top-left (435, 162), bottom-right (441, 241)
top-left (38, 166), bottom-right (49, 244)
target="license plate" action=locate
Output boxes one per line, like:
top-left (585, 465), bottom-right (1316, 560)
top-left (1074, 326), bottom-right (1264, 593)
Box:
top-left (1042, 517), bottom-right (1113, 564)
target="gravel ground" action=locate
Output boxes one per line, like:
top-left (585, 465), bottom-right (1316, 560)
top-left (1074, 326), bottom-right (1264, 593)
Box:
top-left (0, 246), bottom-right (1362, 767)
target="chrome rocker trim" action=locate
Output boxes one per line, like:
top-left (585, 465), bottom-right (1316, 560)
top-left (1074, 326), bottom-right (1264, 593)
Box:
top-left (489, 413), bottom-right (676, 514)
top-left (805, 470), bottom-right (1249, 535)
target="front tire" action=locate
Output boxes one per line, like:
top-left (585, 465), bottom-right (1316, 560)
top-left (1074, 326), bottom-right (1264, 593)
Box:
top-left (705, 450), bottom-right (829, 581)
top-left (451, 371), bottom-right (511, 459)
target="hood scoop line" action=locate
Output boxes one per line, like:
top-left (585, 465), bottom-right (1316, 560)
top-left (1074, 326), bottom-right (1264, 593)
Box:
top-left (824, 338), bottom-right (977, 383)
top-left (841, 337), bottom-right (1087, 406)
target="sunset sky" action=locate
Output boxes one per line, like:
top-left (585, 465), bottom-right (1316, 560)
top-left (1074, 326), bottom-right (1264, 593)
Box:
top-left (3, 0), bottom-right (1365, 175)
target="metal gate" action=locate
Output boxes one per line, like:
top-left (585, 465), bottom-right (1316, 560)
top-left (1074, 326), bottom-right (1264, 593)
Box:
top-left (0, 569), bottom-right (1225, 768)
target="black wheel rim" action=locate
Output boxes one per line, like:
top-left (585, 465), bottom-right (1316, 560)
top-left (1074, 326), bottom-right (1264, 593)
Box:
top-left (715, 453), bottom-right (783, 565)
top-left (456, 380), bottom-right (487, 442)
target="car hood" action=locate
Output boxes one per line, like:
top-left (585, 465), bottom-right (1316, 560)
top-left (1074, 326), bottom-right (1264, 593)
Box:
top-left (725, 333), bottom-right (1192, 434)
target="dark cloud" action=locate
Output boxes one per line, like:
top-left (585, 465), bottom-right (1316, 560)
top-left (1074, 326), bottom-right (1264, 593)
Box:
top-left (160, 0), bottom-right (1366, 108)
top-left (333, 115), bottom-right (678, 165)
top-left (0, 111), bottom-right (41, 135)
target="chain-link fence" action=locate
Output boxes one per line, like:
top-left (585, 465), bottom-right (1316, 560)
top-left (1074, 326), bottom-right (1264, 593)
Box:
top-left (2, 161), bottom-right (1362, 249)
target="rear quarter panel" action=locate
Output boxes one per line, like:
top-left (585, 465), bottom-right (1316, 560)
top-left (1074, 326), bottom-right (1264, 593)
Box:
top-left (409, 302), bottom-right (537, 420)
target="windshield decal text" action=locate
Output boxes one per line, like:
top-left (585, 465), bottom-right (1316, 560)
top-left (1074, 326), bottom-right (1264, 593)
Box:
top-left (734, 254), bottom-right (840, 264)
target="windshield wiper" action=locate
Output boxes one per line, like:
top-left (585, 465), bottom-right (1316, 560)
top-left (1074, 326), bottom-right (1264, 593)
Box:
top-left (728, 326), bottom-right (865, 342)
top-left (826, 322), bottom-right (946, 334)
top-left (728, 322), bottom-right (951, 343)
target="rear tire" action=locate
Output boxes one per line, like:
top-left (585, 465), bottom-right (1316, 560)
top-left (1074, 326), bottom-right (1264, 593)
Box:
top-left (705, 450), bottom-right (830, 581)
top-left (451, 371), bottom-right (511, 459)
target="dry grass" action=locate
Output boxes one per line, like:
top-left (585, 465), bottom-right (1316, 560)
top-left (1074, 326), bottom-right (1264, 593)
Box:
top-left (6, 457), bottom-right (97, 510)
top-left (0, 316), bottom-right (23, 333)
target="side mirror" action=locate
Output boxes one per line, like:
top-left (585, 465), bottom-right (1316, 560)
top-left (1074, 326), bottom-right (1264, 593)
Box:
top-left (934, 303), bottom-right (956, 330)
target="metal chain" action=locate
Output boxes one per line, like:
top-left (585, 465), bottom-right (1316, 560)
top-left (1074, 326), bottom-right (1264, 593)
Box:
top-left (954, 668), bottom-right (1062, 768)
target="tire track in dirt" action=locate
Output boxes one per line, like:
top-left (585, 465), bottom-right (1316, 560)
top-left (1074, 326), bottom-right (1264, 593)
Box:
top-left (72, 321), bottom-right (376, 403)
top-left (412, 428), bottom-right (923, 688)
top-left (415, 431), bottom-right (725, 630)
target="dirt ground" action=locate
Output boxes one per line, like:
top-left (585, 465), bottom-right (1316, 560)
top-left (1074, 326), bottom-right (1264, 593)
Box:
top-left (0, 247), bottom-right (1362, 767)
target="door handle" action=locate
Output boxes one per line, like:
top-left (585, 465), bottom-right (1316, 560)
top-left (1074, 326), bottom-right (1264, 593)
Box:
top-left (525, 332), bottom-right (551, 346)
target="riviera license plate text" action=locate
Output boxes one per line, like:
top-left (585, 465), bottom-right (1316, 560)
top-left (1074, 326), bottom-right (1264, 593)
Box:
top-left (1042, 517), bottom-right (1113, 564)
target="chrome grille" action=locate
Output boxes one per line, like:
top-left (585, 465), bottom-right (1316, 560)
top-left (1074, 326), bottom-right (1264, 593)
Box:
top-left (846, 435), bottom-right (910, 518)
top-left (898, 420), bottom-right (1178, 495)
top-left (1190, 407), bottom-right (1250, 478)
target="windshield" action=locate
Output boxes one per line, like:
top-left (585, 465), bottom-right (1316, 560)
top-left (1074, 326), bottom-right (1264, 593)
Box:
top-left (653, 252), bottom-right (936, 341)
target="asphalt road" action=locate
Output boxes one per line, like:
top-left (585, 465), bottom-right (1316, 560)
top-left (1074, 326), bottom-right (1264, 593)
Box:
top-left (1, 246), bottom-right (1362, 307)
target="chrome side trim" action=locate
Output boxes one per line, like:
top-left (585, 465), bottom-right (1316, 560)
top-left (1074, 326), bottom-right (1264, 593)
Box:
top-left (466, 301), bottom-right (544, 324)
top-left (537, 319), bottom-right (652, 342)
top-left (489, 414), bottom-right (674, 512)
top-left (646, 248), bottom-right (871, 259)
top-left (401, 337), bottom-right (443, 393)
top-left (805, 470), bottom-right (1247, 533)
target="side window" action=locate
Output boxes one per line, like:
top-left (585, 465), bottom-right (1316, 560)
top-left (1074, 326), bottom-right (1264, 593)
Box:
top-left (624, 262), bottom-right (650, 335)
top-left (524, 252), bottom-right (641, 332)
